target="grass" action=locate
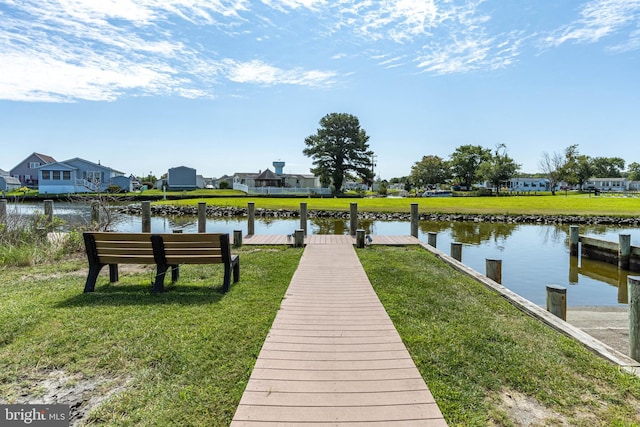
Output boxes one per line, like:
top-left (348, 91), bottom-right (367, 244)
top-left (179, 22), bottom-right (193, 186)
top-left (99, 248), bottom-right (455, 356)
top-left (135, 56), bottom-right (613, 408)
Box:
top-left (358, 245), bottom-right (640, 426)
top-left (156, 193), bottom-right (640, 217)
top-left (0, 247), bottom-right (302, 426)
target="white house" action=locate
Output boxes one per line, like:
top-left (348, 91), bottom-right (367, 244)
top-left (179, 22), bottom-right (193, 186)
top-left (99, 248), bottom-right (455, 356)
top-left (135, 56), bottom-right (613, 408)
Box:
top-left (508, 178), bottom-right (551, 192)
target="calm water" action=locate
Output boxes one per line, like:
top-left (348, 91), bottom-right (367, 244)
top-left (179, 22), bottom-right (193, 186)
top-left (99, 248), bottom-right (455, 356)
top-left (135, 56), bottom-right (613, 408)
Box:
top-left (8, 201), bottom-right (640, 307)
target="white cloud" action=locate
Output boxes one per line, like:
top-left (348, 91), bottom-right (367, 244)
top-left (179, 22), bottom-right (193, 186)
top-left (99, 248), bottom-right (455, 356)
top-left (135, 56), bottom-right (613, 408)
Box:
top-left (223, 59), bottom-right (336, 86)
top-left (543, 0), bottom-right (640, 49)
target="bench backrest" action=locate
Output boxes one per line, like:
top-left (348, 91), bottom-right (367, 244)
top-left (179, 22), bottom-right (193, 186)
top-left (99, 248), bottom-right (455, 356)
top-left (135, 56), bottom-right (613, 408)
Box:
top-left (151, 233), bottom-right (232, 265)
top-left (84, 232), bottom-right (156, 265)
top-left (84, 232), bottom-right (232, 265)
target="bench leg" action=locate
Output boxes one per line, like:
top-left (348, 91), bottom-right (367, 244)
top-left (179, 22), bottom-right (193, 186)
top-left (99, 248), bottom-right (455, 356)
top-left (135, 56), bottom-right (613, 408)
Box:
top-left (171, 265), bottom-right (179, 283)
top-left (109, 264), bottom-right (119, 283)
top-left (232, 256), bottom-right (240, 283)
top-left (222, 263), bottom-right (232, 293)
top-left (84, 264), bottom-right (104, 293)
top-left (153, 264), bottom-right (168, 293)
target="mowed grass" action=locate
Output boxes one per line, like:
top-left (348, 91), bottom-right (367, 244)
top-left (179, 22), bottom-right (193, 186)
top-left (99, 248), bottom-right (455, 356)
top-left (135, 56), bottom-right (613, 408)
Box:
top-left (159, 193), bottom-right (640, 216)
top-left (358, 246), bottom-right (640, 426)
top-left (0, 247), bottom-right (302, 426)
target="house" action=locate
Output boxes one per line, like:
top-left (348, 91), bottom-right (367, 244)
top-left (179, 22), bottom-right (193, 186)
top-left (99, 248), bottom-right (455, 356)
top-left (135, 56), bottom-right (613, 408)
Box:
top-left (509, 178), bottom-right (551, 192)
top-left (231, 161), bottom-right (320, 190)
top-left (0, 175), bottom-right (21, 192)
top-left (110, 175), bottom-right (135, 192)
top-left (167, 166), bottom-right (197, 190)
top-left (582, 177), bottom-right (629, 192)
top-left (9, 152), bottom-right (56, 188)
top-left (37, 158), bottom-right (125, 194)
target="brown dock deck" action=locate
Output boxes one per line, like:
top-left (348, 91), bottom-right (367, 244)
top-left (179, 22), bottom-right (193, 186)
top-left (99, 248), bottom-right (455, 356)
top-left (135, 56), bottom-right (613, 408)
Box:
top-left (231, 241), bottom-right (446, 426)
top-left (240, 234), bottom-right (421, 246)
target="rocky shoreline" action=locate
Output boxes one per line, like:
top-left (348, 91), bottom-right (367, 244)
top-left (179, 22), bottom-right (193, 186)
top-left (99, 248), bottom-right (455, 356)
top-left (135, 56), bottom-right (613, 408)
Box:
top-left (116, 204), bottom-right (640, 226)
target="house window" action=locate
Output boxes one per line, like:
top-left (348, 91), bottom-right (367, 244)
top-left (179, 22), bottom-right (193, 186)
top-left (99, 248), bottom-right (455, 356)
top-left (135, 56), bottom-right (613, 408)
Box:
top-left (52, 171), bottom-right (61, 180)
top-left (29, 162), bottom-right (40, 168)
top-left (63, 171), bottom-right (71, 180)
top-left (24, 174), bottom-right (31, 181)
top-left (42, 170), bottom-right (51, 180)
top-left (87, 171), bottom-right (101, 183)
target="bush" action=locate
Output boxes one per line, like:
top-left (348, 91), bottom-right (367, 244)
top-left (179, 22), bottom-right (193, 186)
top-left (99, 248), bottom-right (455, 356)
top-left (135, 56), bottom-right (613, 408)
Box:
top-left (219, 181), bottom-right (230, 189)
top-left (107, 185), bottom-right (122, 193)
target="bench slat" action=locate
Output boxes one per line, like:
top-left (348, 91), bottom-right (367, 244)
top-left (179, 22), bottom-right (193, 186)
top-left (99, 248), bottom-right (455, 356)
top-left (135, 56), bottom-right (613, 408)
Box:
top-left (99, 255), bottom-right (156, 264)
top-left (164, 255), bottom-right (225, 264)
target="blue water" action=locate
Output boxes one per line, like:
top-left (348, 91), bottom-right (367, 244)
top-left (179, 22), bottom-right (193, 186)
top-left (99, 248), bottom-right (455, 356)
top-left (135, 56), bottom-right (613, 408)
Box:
top-left (7, 201), bottom-right (640, 307)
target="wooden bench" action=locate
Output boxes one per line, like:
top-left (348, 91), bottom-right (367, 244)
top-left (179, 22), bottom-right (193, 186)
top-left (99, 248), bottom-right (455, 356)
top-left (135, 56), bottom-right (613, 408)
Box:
top-left (83, 232), bottom-right (239, 293)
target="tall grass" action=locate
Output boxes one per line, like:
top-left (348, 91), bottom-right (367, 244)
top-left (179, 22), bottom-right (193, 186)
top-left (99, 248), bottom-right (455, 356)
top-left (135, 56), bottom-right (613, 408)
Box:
top-left (0, 208), bottom-right (83, 267)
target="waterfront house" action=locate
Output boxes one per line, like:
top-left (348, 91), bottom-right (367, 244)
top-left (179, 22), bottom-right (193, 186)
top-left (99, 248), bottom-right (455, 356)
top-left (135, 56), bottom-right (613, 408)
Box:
top-left (167, 166), bottom-right (197, 191)
top-left (37, 158), bottom-right (125, 194)
top-left (509, 178), bottom-right (551, 192)
top-left (583, 178), bottom-right (629, 192)
top-left (9, 152), bottom-right (56, 188)
top-left (0, 175), bottom-right (21, 192)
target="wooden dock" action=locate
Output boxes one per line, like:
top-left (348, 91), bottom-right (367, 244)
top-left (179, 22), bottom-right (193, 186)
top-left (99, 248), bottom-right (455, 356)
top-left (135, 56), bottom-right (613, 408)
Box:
top-left (239, 234), bottom-right (421, 246)
top-left (231, 240), bottom-right (446, 426)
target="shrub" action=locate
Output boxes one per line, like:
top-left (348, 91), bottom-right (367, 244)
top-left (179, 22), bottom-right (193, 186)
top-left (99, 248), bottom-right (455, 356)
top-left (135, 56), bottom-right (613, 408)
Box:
top-left (219, 181), bottom-right (230, 189)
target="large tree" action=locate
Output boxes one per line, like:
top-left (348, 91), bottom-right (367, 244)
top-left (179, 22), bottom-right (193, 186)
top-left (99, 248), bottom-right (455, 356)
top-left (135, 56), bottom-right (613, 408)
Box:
top-left (449, 145), bottom-right (492, 187)
top-left (410, 155), bottom-right (450, 189)
top-left (478, 144), bottom-right (520, 195)
top-left (562, 144), bottom-right (593, 189)
top-left (590, 156), bottom-right (625, 178)
top-left (303, 113), bottom-right (374, 194)
top-left (627, 162), bottom-right (640, 181)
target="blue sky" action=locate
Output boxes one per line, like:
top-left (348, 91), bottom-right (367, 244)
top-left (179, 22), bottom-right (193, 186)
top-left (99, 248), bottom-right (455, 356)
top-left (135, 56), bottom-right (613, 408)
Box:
top-left (1, 0), bottom-right (639, 180)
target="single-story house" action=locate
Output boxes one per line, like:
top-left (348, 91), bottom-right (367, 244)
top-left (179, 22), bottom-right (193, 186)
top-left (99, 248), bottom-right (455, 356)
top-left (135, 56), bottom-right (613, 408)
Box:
top-left (167, 166), bottom-right (197, 191)
top-left (583, 178), bottom-right (629, 192)
top-left (509, 178), bottom-right (551, 192)
top-left (37, 158), bottom-right (125, 194)
top-left (0, 175), bottom-right (21, 192)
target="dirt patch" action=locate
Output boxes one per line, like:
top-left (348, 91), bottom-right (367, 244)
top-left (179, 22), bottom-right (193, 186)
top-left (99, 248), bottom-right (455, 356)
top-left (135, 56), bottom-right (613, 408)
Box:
top-left (496, 390), bottom-right (567, 426)
top-left (5, 370), bottom-right (131, 426)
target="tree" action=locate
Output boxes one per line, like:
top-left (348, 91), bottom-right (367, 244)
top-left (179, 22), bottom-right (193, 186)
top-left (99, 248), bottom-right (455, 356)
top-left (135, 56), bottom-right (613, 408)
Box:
top-left (627, 162), bottom-right (640, 181)
top-left (591, 157), bottom-right (625, 178)
top-left (477, 144), bottom-right (520, 195)
top-left (303, 113), bottom-right (374, 195)
top-left (410, 155), bottom-right (450, 189)
top-left (561, 145), bottom-right (593, 189)
top-left (539, 151), bottom-right (565, 195)
top-left (449, 145), bottom-right (492, 187)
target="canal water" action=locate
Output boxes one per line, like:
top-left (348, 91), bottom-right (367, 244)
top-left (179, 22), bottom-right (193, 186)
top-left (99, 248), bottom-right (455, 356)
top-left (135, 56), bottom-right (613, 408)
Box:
top-left (7, 201), bottom-right (640, 307)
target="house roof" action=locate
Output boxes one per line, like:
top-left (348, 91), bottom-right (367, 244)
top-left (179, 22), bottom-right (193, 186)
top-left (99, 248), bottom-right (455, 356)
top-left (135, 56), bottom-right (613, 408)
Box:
top-left (0, 176), bottom-right (21, 185)
top-left (255, 168), bottom-right (280, 181)
top-left (0, 168), bottom-right (8, 176)
top-left (10, 152), bottom-right (56, 173)
top-left (61, 158), bottom-right (124, 174)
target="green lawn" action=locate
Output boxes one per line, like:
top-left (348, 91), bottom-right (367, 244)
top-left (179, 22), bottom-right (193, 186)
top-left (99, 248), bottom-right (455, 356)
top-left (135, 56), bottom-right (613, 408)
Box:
top-left (358, 246), bottom-right (640, 426)
top-left (157, 193), bottom-right (640, 217)
top-left (0, 247), bottom-right (302, 426)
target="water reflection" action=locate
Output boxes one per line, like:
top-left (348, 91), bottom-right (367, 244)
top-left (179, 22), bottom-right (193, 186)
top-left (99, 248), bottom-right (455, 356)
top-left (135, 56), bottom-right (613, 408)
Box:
top-left (569, 256), bottom-right (630, 304)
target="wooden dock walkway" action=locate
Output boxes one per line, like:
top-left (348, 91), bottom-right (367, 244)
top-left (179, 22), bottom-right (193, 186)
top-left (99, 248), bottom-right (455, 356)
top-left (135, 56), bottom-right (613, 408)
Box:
top-left (240, 234), bottom-right (421, 246)
top-left (231, 240), bottom-right (447, 426)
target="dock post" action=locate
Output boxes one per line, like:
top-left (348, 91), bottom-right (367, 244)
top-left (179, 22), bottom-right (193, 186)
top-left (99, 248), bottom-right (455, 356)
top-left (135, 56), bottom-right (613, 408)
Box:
top-left (141, 201), bottom-right (151, 232)
top-left (0, 199), bottom-right (7, 225)
top-left (451, 242), bottom-right (462, 262)
top-left (486, 259), bottom-right (502, 284)
top-left (569, 225), bottom-right (579, 256)
top-left (427, 232), bottom-right (437, 248)
top-left (629, 276), bottom-right (640, 362)
top-left (90, 201), bottom-right (100, 225)
top-left (410, 203), bottom-right (418, 238)
top-left (619, 234), bottom-right (631, 270)
top-left (350, 203), bottom-right (358, 236)
top-left (569, 255), bottom-right (579, 283)
top-left (198, 202), bottom-right (206, 233)
top-left (356, 229), bottom-right (365, 248)
top-left (300, 202), bottom-right (308, 236)
top-left (44, 199), bottom-right (54, 231)
top-left (247, 202), bottom-right (255, 236)
top-left (294, 229), bottom-right (304, 248)
top-left (546, 285), bottom-right (567, 320)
